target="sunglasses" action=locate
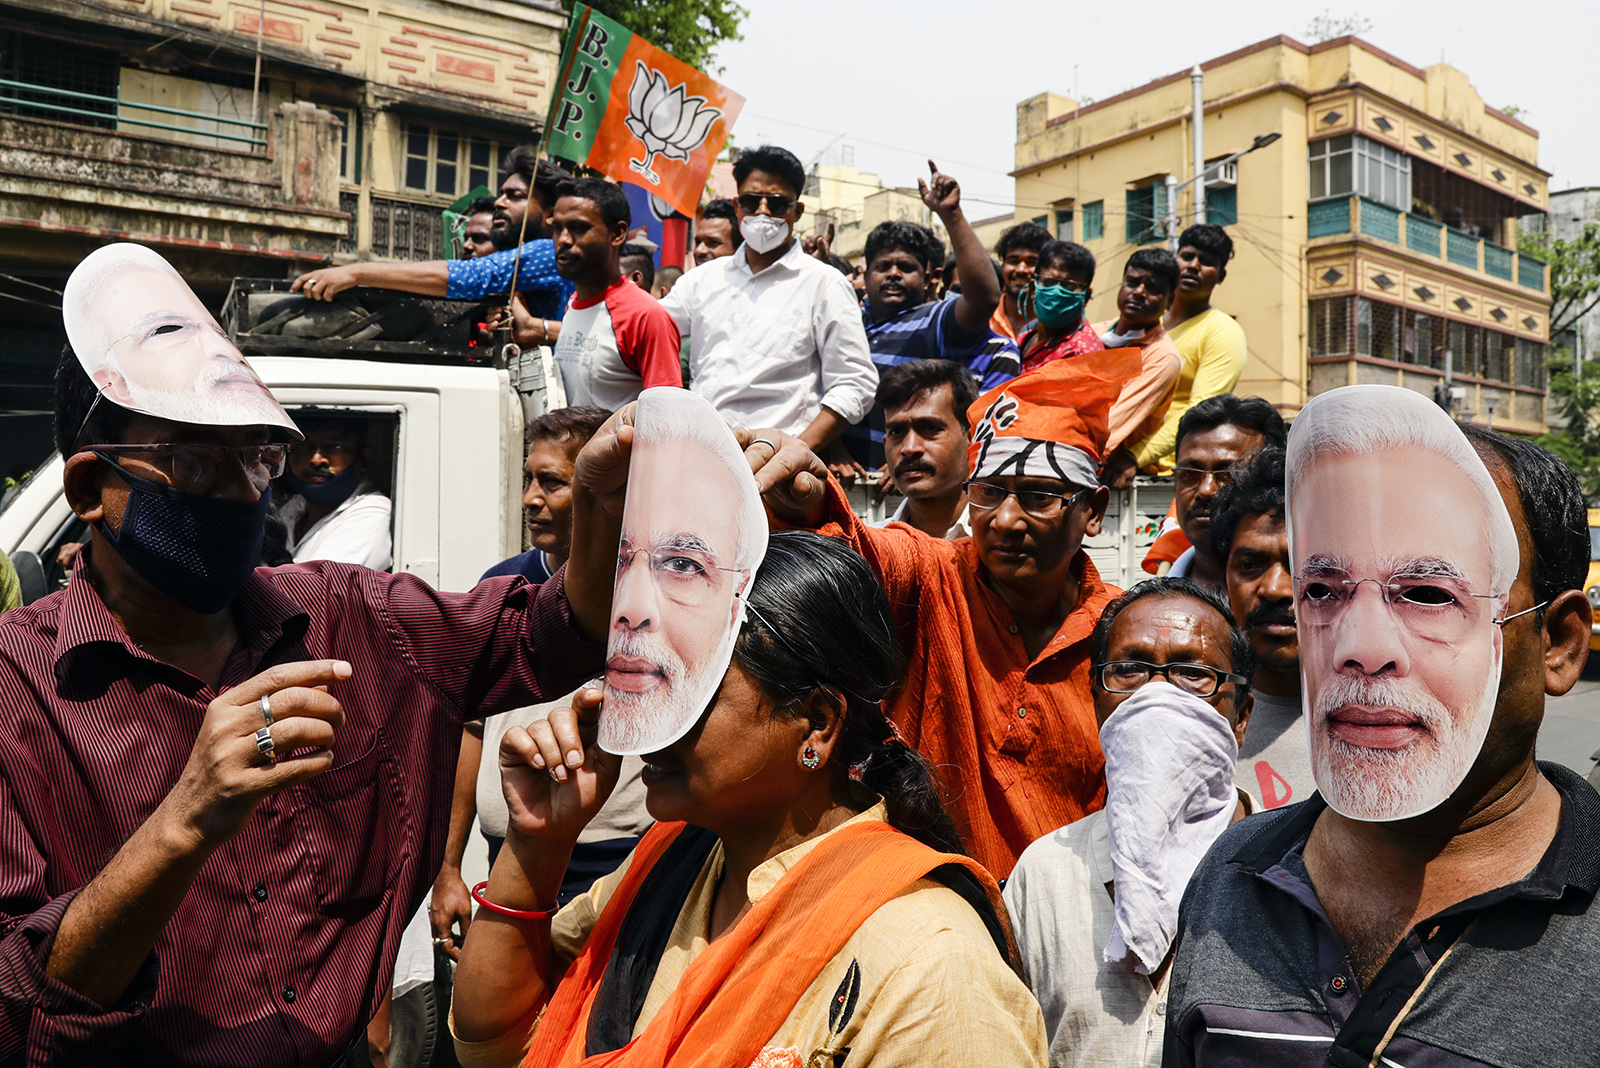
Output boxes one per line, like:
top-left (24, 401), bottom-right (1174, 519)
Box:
top-left (737, 193), bottom-right (795, 215)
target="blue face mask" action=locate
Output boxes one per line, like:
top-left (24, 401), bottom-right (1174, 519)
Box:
top-left (93, 457), bottom-right (269, 614)
top-left (280, 463), bottom-right (362, 508)
top-left (1032, 283), bottom-right (1088, 331)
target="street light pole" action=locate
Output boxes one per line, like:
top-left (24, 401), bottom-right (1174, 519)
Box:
top-left (1191, 65), bottom-right (1206, 228)
top-left (1166, 132), bottom-right (1281, 250)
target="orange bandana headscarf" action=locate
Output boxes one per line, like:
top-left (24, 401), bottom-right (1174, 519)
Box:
top-left (966, 348), bottom-right (1142, 485)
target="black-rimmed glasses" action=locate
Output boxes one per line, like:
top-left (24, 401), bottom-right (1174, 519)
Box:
top-left (964, 481), bottom-right (1090, 520)
top-left (1096, 660), bottom-right (1249, 698)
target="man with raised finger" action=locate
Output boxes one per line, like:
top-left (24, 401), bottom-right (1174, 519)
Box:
top-left (0, 243), bottom-right (616, 1066)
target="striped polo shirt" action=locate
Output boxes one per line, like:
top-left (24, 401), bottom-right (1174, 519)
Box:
top-left (1164, 761), bottom-right (1600, 1067)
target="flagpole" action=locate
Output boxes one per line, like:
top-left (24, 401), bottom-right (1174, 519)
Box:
top-left (540, 3), bottom-right (590, 162)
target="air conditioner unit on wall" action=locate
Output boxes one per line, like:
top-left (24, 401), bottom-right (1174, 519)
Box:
top-left (1205, 162), bottom-right (1238, 188)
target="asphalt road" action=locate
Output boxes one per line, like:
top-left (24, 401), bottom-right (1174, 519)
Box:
top-left (1536, 657), bottom-right (1600, 780)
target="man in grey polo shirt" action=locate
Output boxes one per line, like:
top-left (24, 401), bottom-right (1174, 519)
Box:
top-left (1164, 387), bottom-right (1597, 1068)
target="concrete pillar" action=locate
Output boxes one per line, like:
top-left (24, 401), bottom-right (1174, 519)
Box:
top-left (271, 101), bottom-right (340, 210)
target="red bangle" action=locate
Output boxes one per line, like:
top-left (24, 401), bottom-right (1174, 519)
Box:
top-left (471, 881), bottom-right (559, 921)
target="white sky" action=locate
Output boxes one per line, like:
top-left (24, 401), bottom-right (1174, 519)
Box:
top-left (711, 0), bottom-right (1595, 217)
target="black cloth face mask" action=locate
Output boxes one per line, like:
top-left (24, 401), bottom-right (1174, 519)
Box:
top-left (92, 456), bottom-right (269, 614)
top-left (280, 463), bottom-right (362, 509)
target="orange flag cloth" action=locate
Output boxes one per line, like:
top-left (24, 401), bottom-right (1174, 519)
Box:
top-left (967, 347), bottom-right (1143, 486)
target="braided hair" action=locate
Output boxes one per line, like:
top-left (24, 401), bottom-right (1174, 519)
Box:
top-left (733, 531), bottom-right (968, 857)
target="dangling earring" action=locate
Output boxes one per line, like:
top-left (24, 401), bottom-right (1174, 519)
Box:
top-left (801, 745), bottom-right (821, 770)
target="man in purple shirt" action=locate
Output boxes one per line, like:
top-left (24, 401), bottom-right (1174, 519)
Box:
top-left (0, 248), bottom-right (624, 1064)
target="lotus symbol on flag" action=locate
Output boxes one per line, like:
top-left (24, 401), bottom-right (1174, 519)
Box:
top-left (623, 61), bottom-right (723, 185)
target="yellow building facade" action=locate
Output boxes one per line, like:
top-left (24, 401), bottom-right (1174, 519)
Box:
top-left (1011, 34), bottom-right (1552, 432)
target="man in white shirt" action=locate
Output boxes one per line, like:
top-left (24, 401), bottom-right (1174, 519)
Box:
top-left (1005, 577), bottom-right (1256, 1068)
top-left (661, 144), bottom-right (876, 449)
top-left (276, 415), bottom-right (392, 570)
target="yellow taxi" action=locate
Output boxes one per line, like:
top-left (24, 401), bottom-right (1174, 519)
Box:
top-left (1588, 509), bottom-right (1600, 651)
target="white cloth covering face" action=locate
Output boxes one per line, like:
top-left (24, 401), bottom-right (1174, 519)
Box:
top-left (1100, 681), bottom-right (1239, 974)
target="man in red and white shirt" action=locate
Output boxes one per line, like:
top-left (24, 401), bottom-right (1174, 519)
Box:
top-left (551, 178), bottom-right (682, 410)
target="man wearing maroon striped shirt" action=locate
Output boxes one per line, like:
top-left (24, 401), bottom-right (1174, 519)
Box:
top-left (0, 246), bottom-right (638, 1067)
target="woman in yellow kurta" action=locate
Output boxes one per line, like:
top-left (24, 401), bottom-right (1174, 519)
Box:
top-left (452, 532), bottom-right (1046, 1068)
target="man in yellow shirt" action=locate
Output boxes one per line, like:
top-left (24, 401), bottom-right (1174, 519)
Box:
top-left (1132, 224), bottom-right (1248, 475)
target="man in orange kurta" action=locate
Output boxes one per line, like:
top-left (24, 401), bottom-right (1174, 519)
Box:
top-left (773, 350), bottom-right (1142, 876)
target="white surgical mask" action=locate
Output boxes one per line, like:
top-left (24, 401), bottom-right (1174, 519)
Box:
top-left (739, 214), bottom-right (791, 254)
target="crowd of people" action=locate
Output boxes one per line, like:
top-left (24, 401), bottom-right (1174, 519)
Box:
top-left (0, 138), bottom-right (1594, 1068)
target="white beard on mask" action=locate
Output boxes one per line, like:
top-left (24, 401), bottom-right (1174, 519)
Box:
top-left (599, 620), bottom-right (737, 756)
top-left (1309, 668), bottom-right (1498, 822)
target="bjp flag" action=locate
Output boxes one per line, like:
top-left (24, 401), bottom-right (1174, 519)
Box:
top-left (544, 5), bottom-right (744, 218)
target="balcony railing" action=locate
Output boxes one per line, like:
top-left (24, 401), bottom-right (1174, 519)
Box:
top-left (1308, 196), bottom-right (1547, 294)
top-left (1519, 254), bottom-right (1546, 291)
top-left (1447, 228), bottom-right (1477, 269)
top-left (1406, 214), bottom-right (1442, 257)
top-left (0, 77), bottom-right (267, 149)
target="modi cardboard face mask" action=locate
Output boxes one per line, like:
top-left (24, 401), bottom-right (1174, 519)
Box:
top-left (600, 388), bottom-right (767, 756)
top-left (62, 243), bottom-right (298, 437)
top-left (1286, 385), bottom-right (1518, 822)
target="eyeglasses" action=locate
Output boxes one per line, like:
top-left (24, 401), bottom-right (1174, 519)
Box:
top-left (616, 544), bottom-right (749, 607)
top-left (965, 480), bottom-right (1090, 520)
top-left (1173, 464), bottom-right (1237, 491)
top-left (1296, 575), bottom-right (1514, 643)
top-left (90, 443), bottom-right (288, 492)
top-left (737, 192), bottom-right (794, 215)
top-left (1096, 660), bottom-right (1249, 698)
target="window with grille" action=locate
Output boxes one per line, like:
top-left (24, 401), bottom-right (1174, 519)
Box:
top-left (1082, 201), bottom-right (1104, 241)
top-left (1309, 135), bottom-right (1411, 210)
top-left (1516, 338), bottom-right (1545, 389)
top-left (1308, 296), bottom-right (1351, 357)
top-left (0, 31), bottom-right (119, 128)
top-left (1484, 333), bottom-right (1512, 384)
top-left (1355, 298), bottom-right (1401, 362)
top-left (1402, 310), bottom-right (1440, 368)
top-left (1447, 319), bottom-right (1479, 377)
top-left (338, 190), bottom-right (359, 253)
top-left (371, 195), bottom-right (443, 260)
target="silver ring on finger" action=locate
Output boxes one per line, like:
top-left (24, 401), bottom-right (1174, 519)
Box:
top-left (260, 692), bottom-right (274, 727)
top-left (750, 437), bottom-right (779, 455)
top-left (254, 725), bottom-right (276, 761)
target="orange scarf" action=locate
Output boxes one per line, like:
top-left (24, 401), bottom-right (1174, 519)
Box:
top-left (523, 819), bottom-right (1003, 1068)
